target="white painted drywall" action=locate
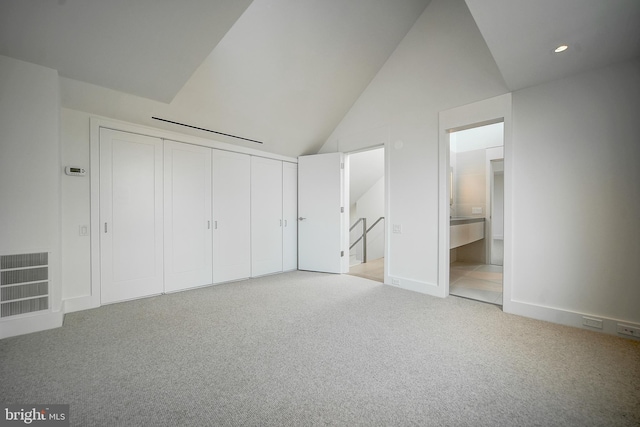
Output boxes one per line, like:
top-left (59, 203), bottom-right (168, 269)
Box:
top-left (0, 55), bottom-right (62, 329)
top-left (454, 149), bottom-right (486, 217)
top-left (352, 177), bottom-right (385, 262)
top-left (320, 0), bottom-right (508, 289)
top-left (61, 108), bottom-right (92, 304)
top-left (511, 58), bottom-right (640, 323)
top-left (318, 0), bottom-right (640, 330)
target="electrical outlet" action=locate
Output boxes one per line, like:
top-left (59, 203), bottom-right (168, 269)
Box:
top-left (472, 207), bottom-right (482, 214)
top-left (617, 324), bottom-right (639, 337)
top-left (392, 224), bottom-right (402, 234)
top-left (582, 317), bottom-right (603, 329)
top-left (391, 278), bottom-right (400, 286)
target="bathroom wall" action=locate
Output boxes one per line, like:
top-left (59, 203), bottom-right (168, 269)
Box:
top-left (454, 148), bottom-right (486, 217)
top-left (450, 122), bottom-right (503, 218)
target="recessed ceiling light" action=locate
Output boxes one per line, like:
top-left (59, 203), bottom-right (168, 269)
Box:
top-left (554, 45), bottom-right (569, 53)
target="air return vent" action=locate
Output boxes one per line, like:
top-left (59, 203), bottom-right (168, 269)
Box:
top-left (0, 253), bottom-right (49, 318)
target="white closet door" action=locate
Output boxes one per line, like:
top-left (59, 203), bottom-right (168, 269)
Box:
top-left (164, 140), bottom-right (212, 292)
top-left (100, 129), bottom-right (163, 304)
top-left (282, 162), bottom-right (298, 271)
top-left (251, 157), bottom-right (283, 277)
top-left (213, 150), bottom-right (251, 283)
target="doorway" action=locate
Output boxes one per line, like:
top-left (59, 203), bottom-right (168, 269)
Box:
top-left (347, 147), bottom-right (385, 282)
top-left (438, 93), bottom-right (512, 308)
top-left (448, 123), bottom-right (504, 305)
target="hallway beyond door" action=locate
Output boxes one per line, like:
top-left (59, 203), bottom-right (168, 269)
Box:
top-left (348, 258), bottom-right (384, 283)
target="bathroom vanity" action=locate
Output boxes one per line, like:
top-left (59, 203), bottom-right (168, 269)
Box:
top-left (450, 217), bottom-right (485, 249)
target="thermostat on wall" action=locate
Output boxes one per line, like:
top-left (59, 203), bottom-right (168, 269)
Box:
top-left (65, 166), bottom-right (86, 176)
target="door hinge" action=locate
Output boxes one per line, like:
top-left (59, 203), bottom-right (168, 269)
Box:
top-left (341, 207), bottom-right (344, 213)
top-left (341, 162), bottom-right (344, 169)
top-left (341, 251), bottom-right (344, 257)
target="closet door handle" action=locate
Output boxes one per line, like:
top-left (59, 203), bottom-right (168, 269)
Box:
top-left (104, 222), bottom-right (108, 233)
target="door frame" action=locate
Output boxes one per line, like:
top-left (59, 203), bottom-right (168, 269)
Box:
top-left (485, 148), bottom-right (504, 265)
top-left (488, 158), bottom-right (504, 266)
top-left (344, 145), bottom-right (386, 276)
top-left (438, 93), bottom-right (512, 309)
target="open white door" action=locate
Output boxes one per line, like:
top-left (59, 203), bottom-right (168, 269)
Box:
top-left (298, 152), bottom-right (347, 274)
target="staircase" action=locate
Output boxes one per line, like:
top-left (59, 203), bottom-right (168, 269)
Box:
top-left (349, 216), bottom-right (384, 264)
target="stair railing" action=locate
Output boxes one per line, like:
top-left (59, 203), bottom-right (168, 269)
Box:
top-left (349, 216), bottom-right (384, 263)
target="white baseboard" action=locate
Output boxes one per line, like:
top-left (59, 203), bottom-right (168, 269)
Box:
top-left (63, 295), bottom-right (96, 314)
top-left (386, 275), bottom-right (441, 296)
top-left (0, 310), bottom-right (64, 339)
top-left (505, 299), bottom-right (640, 341)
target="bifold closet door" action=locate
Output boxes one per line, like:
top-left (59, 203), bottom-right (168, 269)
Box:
top-left (164, 141), bottom-right (212, 292)
top-left (251, 157), bottom-right (283, 277)
top-left (100, 129), bottom-right (163, 304)
top-left (282, 162), bottom-right (298, 271)
top-left (213, 150), bottom-right (251, 283)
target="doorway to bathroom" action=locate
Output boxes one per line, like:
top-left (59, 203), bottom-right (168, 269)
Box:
top-left (448, 122), bottom-right (504, 305)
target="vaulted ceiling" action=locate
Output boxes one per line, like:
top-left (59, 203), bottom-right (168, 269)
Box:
top-left (1, 0), bottom-right (639, 158)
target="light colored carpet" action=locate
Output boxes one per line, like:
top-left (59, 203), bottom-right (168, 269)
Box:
top-left (1, 270), bottom-right (639, 426)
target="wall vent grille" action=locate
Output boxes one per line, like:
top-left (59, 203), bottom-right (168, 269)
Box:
top-left (0, 253), bottom-right (49, 318)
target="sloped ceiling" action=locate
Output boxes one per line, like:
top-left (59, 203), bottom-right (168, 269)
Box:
top-left (350, 148), bottom-right (385, 205)
top-left (1, 0), bottom-right (639, 157)
top-left (465, 0), bottom-right (640, 91)
top-left (0, 0), bottom-right (431, 158)
top-left (0, 0), bottom-right (254, 103)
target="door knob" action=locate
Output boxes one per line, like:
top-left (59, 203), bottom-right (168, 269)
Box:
top-left (298, 217), bottom-right (306, 221)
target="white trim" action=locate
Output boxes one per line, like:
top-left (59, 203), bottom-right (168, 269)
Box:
top-left (387, 277), bottom-right (438, 294)
top-left (0, 310), bottom-right (64, 339)
top-left (383, 139), bottom-right (391, 286)
top-left (485, 147), bottom-right (504, 264)
top-left (508, 300), bottom-right (640, 341)
top-left (343, 143), bottom-right (389, 281)
top-left (62, 295), bottom-right (94, 314)
top-left (438, 93), bottom-right (512, 303)
top-left (89, 119), bottom-right (101, 310)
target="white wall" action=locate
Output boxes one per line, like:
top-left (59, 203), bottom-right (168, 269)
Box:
top-left (511, 58), bottom-right (640, 324)
top-left (60, 108), bottom-right (92, 305)
top-left (0, 55), bottom-right (62, 336)
top-left (318, 0), bottom-right (640, 332)
top-left (320, 0), bottom-right (508, 291)
top-left (352, 177), bottom-right (385, 261)
top-left (454, 149), bottom-right (486, 217)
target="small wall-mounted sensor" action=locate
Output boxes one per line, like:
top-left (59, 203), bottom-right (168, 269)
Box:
top-left (65, 166), bottom-right (86, 176)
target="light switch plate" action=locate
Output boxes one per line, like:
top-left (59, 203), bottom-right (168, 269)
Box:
top-left (392, 224), bottom-right (402, 234)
